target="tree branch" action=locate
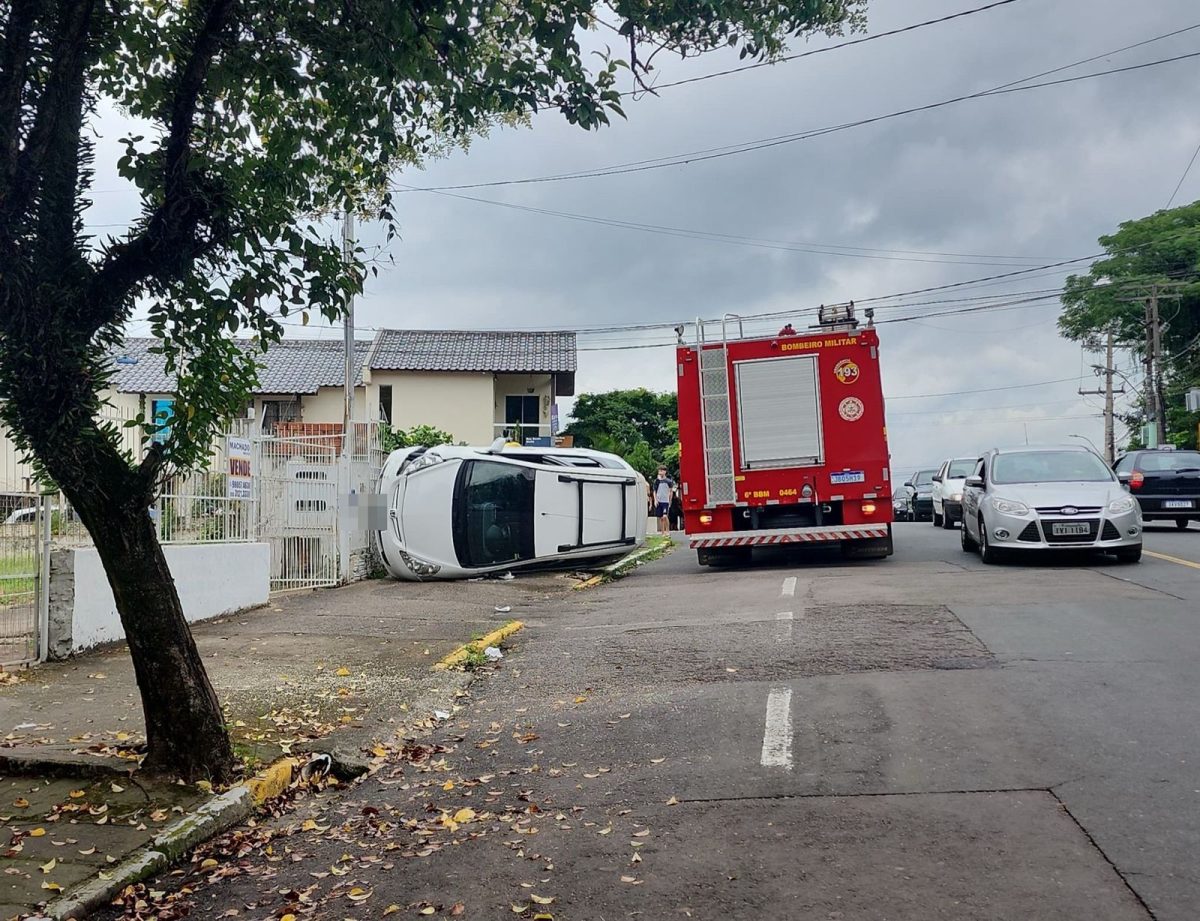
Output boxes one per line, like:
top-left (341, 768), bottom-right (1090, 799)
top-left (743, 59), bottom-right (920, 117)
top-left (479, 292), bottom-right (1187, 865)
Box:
top-left (88, 0), bottom-right (238, 327)
top-left (2, 0), bottom-right (96, 230)
top-left (0, 0), bottom-right (42, 195)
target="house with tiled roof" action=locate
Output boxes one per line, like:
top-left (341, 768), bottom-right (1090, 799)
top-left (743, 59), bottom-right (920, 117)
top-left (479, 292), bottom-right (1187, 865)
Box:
top-left (98, 328), bottom-right (577, 446)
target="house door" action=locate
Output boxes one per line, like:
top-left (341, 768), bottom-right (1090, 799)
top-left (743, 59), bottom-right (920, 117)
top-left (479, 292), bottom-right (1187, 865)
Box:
top-left (504, 395), bottom-right (540, 443)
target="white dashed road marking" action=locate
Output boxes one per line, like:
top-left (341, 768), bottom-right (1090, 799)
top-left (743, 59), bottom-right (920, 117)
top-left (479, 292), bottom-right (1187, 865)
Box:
top-left (775, 610), bottom-right (794, 642)
top-left (760, 687), bottom-right (794, 770)
top-left (781, 576), bottom-right (797, 597)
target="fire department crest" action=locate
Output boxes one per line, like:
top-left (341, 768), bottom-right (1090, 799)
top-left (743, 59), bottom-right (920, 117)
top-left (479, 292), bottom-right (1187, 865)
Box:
top-left (838, 397), bottom-right (865, 421)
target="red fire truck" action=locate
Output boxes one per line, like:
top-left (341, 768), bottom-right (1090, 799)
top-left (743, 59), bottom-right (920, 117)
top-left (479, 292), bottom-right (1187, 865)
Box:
top-left (676, 302), bottom-right (893, 565)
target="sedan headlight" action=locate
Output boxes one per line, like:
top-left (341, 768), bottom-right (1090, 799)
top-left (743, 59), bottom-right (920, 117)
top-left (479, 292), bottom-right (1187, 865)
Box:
top-left (1107, 496), bottom-right (1136, 514)
top-left (404, 452), bottom-right (443, 474)
top-left (990, 497), bottom-right (1030, 515)
top-left (950, 492), bottom-right (963, 502)
top-left (398, 550), bottom-right (441, 576)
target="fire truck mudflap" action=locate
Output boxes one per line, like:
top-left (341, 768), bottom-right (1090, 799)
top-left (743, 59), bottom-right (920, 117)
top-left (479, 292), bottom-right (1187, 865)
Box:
top-left (676, 305), bottom-right (894, 565)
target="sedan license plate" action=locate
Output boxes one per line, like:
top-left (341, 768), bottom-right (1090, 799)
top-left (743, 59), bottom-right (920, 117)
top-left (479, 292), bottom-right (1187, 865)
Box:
top-left (1163, 499), bottom-right (1194, 509)
top-left (1051, 522), bottom-right (1090, 537)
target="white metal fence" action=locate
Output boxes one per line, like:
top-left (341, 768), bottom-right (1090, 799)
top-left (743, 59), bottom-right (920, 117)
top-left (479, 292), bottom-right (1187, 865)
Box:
top-left (0, 414), bottom-right (386, 663)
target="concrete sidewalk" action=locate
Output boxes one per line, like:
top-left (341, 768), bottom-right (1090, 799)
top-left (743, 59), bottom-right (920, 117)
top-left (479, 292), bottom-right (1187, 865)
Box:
top-left (0, 570), bottom-right (575, 919)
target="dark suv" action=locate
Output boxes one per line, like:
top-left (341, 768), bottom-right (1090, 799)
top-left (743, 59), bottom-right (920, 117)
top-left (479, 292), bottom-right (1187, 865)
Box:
top-left (1114, 449), bottom-right (1200, 530)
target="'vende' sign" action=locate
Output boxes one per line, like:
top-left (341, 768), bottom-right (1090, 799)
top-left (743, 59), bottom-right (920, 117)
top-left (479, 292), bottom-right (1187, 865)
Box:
top-left (227, 436), bottom-right (252, 499)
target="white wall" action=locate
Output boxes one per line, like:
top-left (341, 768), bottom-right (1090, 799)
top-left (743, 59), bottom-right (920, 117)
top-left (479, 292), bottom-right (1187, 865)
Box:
top-left (50, 542), bottom-right (270, 656)
top-left (372, 371), bottom-right (496, 444)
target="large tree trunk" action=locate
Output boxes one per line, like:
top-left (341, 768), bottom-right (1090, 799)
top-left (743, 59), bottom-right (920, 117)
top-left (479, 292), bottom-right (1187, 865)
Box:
top-left (76, 498), bottom-right (237, 783)
top-left (38, 431), bottom-right (239, 785)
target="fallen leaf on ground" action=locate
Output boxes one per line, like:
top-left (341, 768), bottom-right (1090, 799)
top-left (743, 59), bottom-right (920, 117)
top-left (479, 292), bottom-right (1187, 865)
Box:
top-left (620, 876), bottom-right (639, 884)
top-left (650, 758), bottom-right (665, 764)
top-left (68, 790), bottom-right (86, 799)
top-left (200, 858), bottom-right (219, 869)
top-left (41, 881), bottom-right (62, 892)
top-left (29, 828), bottom-right (46, 837)
top-left (442, 780), bottom-right (455, 791)
top-left (335, 667), bottom-right (351, 677)
top-left (531, 895), bottom-right (554, 905)
top-left (40, 859), bottom-right (56, 873)
top-left (452, 808), bottom-right (476, 824)
top-left (281, 915), bottom-right (296, 921)
top-left (347, 886), bottom-right (371, 902)
top-left (666, 796), bottom-right (679, 806)
top-left (383, 906), bottom-right (400, 916)
top-left (78, 847), bottom-right (96, 856)
top-left (13, 797), bottom-right (29, 808)
top-left (512, 905), bottom-right (528, 914)
top-left (632, 830), bottom-right (651, 838)
top-left (451, 905), bottom-right (465, 916)
top-left (573, 696), bottom-right (587, 704)
top-left (110, 783), bottom-right (124, 793)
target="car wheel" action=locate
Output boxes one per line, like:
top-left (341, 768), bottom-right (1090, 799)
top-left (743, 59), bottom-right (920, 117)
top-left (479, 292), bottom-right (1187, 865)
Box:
top-left (932, 505), bottom-right (943, 527)
top-left (1176, 518), bottom-right (1191, 531)
top-left (942, 507), bottom-right (955, 530)
top-left (960, 517), bottom-right (976, 551)
top-left (1115, 544), bottom-right (1143, 563)
top-left (978, 517), bottom-right (1002, 564)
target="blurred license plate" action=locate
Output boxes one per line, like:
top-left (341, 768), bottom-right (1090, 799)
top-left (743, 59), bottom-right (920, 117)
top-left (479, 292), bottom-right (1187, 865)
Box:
top-left (1163, 500), bottom-right (1194, 509)
top-left (1051, 522), bottom-right (1089, 536)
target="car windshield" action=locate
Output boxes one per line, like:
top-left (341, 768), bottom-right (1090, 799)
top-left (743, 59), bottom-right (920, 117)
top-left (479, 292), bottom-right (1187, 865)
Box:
top-left (915, 470), bottom-right (936, 486)
top-left (992, 450), bottom-right (1114, 485)
top-left (947, 459), bottom-right (975, 478)
top-left (1136, 451), bottom-right (1200, 473)
top-left (453, 461), bottom-right (535, 568)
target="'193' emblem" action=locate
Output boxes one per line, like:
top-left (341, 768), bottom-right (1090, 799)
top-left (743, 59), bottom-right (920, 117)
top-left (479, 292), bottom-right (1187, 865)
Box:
top-left (834, 359), bottom-right (860, 384)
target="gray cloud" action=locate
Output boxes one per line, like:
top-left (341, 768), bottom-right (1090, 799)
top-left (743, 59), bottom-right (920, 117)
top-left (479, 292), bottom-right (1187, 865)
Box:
top-left (88, 0), bottom-right (1200, 467)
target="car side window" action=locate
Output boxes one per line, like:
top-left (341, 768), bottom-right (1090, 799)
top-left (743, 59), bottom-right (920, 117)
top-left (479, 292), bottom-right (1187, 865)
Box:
top-left (972, 458), bottom-right (986, 482)
top-left (1113, 454), bottom-right (1134, 473)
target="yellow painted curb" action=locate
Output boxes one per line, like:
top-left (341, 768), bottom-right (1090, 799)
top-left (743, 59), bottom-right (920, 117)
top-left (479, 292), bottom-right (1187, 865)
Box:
top-left (434, 620), bottom-right (524, 671)
top-left (245, 756), bottom-right (299, 805)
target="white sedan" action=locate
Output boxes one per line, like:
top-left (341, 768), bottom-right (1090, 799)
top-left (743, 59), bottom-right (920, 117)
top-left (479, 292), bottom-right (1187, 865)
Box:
top-left (378, 443), bottom-right (648, 580)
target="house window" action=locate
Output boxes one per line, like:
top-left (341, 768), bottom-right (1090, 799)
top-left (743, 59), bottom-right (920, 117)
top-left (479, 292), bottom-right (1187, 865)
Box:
top-left (261, 399), bottom-right (299, 433)
top-left (379, 385), bottom-right (393, 424)
top-left (504, 395), bottom-right (540, 443)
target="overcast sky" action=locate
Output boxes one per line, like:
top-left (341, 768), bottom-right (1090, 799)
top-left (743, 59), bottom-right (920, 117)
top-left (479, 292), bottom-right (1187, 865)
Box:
top-left (94, 0), bottom-right (1200, 473)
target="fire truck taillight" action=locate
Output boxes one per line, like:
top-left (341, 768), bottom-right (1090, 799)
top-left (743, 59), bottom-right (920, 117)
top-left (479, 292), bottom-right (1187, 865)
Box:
top-left (699, 514), bottom-right (714, 524)
top-left (862, 503), bottom-right (878, 515)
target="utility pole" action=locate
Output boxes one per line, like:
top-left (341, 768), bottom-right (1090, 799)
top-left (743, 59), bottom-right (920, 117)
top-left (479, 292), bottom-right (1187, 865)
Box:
top-left (1149, 285), bottom-right (1167, 445)
top-left (1080, 328), bottom-right (1125, 464)
top-left (1143, 290), bottom-right (1159, 448)
top-left (342, 210), bottom-right (356, 445)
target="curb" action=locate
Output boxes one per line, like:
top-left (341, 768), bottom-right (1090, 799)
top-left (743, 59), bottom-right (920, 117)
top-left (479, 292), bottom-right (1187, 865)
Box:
top-left (0, 752), bottom-right (135, 781)
top-left (433, 620), bottom-right (524, 671)
top-left (43, 757), bottom-right (298, 920)
top-left (573, 540), bottom-right (671, 590)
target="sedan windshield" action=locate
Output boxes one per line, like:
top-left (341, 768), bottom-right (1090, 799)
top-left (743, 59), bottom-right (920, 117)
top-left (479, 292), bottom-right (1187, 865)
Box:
top-left (947, 459), bottom-right (975, 478)
top-left (452, 461), bottom-right (535, 568)
top-left (915, 470), bottom-right (936, 486)
top-left (992, 451), bottom-right (1114, 485)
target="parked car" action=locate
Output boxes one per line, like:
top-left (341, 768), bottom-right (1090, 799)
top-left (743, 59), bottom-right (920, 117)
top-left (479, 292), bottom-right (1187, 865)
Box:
top-left (902, 469), bottom-right (938, 521)
top-left (931, 456), bottom-right (977, 529)
top-left (960, 445), bottom-right (1142, 564)
top-left (1113, 448), bottom-right (1200, 530)
top-left (892, 493), bottom-right (910, 522)
top-left (378, 443), bottom-right (648, 580)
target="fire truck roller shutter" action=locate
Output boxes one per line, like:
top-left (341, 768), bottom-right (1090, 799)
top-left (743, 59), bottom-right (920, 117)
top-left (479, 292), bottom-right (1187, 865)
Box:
top-left (734, 355), bottom-right (823, 469)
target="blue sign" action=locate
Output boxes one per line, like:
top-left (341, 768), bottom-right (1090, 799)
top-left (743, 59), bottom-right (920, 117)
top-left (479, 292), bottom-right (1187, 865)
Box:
top-left (525, 436), bottom-right (553, 447)
top-left (150, 398), bottom-right (174, 444)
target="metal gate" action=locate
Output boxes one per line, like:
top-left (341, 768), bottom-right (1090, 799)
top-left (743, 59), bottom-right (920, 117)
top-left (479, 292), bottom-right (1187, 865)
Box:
top-left (0, 494), bottom-right (43, 666)
top-left (255, 435), bottom-right (340, 591)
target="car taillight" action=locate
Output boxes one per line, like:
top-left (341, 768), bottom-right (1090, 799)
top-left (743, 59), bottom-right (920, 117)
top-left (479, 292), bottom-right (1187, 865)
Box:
top-left (1129, 470), bottom-right (1144, 490)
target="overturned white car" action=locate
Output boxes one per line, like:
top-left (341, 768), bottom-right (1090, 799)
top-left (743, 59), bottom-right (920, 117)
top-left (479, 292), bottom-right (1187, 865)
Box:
top-left (377, 443), bottom-right (648, 580)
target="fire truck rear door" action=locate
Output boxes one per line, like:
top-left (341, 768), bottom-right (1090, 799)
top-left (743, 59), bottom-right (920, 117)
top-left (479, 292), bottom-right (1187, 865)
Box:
top-left (734, 355), bottom-right (823, 469)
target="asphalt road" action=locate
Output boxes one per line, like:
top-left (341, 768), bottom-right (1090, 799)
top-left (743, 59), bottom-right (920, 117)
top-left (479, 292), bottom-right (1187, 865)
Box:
top-left (134, 521), bottom-right (1200, 921)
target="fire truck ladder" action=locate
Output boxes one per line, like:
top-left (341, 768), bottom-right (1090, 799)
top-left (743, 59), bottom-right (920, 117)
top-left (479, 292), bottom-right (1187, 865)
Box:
top-left (697, 314), bottom-right (742, 505)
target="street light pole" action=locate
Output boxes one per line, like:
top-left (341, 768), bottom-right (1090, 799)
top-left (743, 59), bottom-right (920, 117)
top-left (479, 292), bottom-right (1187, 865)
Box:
top-left (342, 210), bottom-right (356, 444)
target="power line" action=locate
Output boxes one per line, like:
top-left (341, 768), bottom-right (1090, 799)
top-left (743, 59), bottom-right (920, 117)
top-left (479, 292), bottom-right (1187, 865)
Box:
top-left (1166, 139), bottom-right (1200, 208)
top-left (406, 186), bottom-right (1057, 266)
top-left (638, 0), bottom-right (1026, 94)
top-left (399, 47), bottom-right (1200, 193)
